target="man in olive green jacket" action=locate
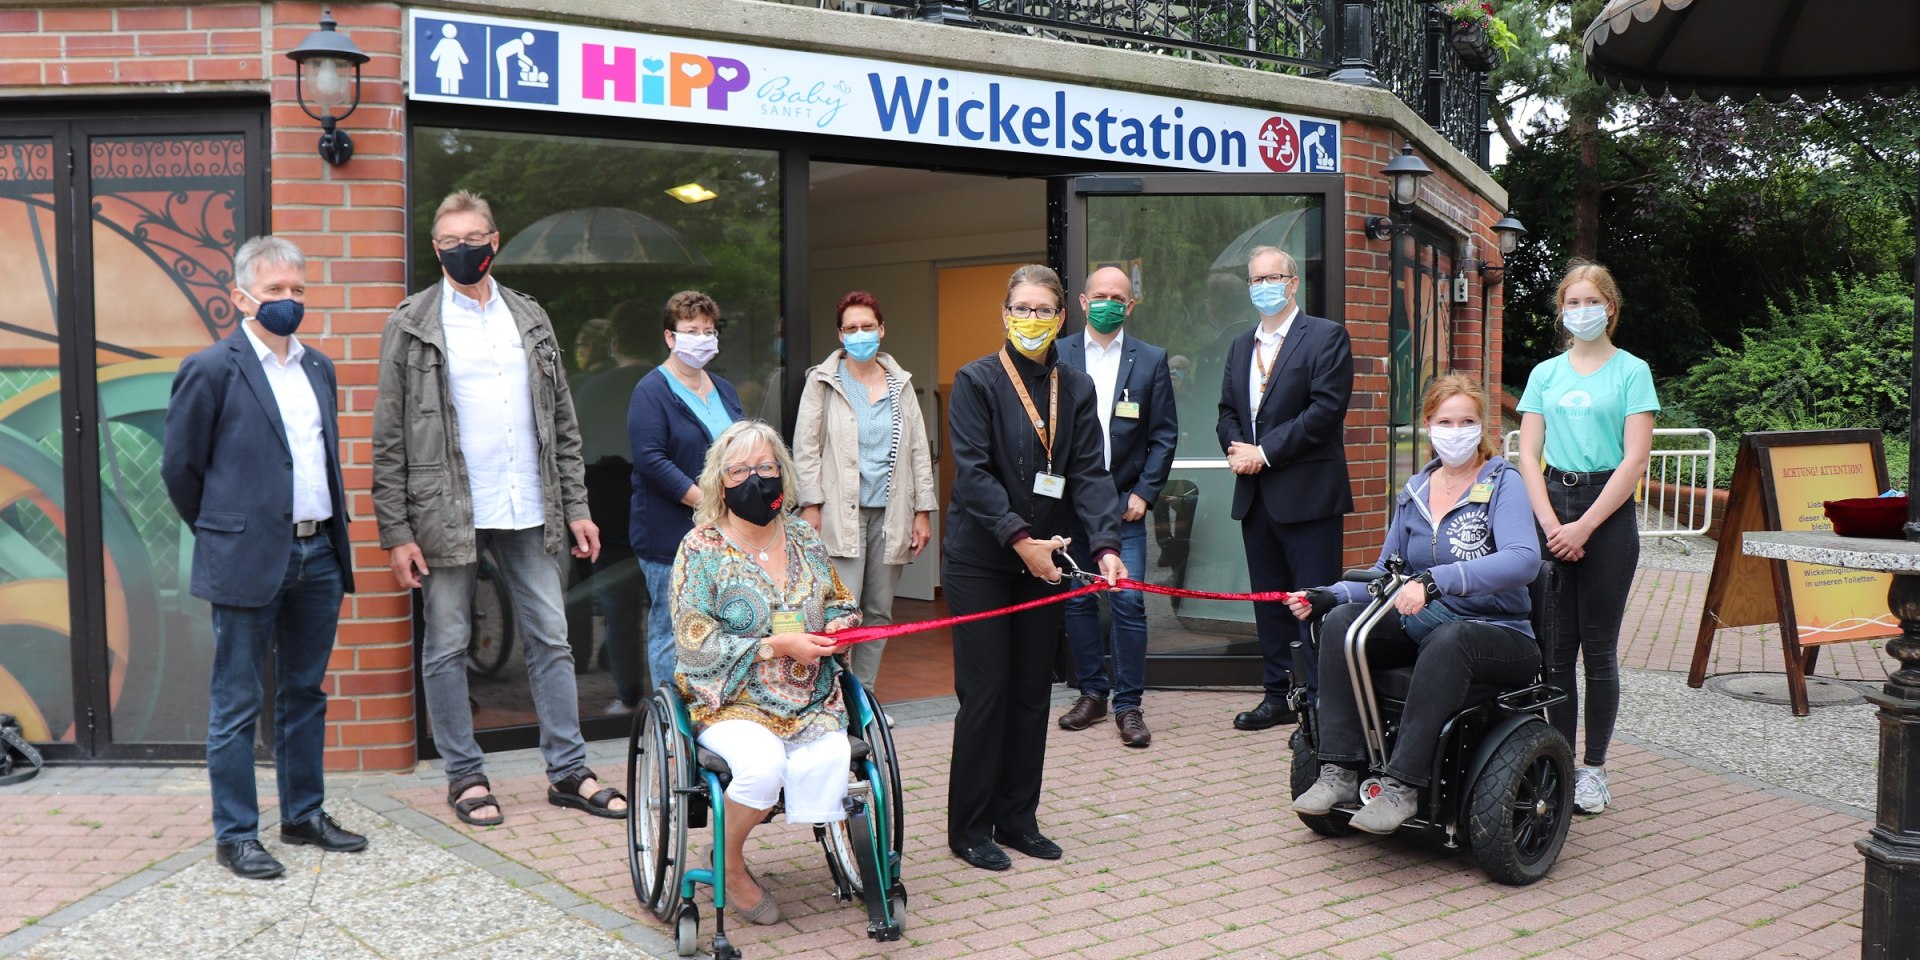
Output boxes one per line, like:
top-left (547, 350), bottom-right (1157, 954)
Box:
top-left (371, 190), bottom-right (623, 826)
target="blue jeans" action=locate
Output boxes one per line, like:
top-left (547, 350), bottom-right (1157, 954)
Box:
top-left (207, 532), bottom-right (343, 844)
top-left (1064, 519), bottom-right (1149, 711)
top-left (639, 557), bottom-right (676, 696)
top-left (419, 527), bottom-right (586, 784)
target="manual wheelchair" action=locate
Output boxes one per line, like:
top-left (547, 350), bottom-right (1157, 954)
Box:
top-left (1287, 557), bottom-right (1575, 886)
top-left (625, 670), bottom-right (907, 959)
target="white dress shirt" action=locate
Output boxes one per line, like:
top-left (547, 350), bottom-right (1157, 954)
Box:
top-left (1083, 329), bottom-right (1126, 470)
top-left (441, 279), bottom-right (544, 530)
top-left (1247, 306), bottom-right (1298, 466)
top-left (241, 322), bottom-right (331, 524)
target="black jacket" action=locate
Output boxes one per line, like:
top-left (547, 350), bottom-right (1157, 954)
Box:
top-left (1056, 331), bottom-right (1178, 505)
top-left (944, 346), bottom-right (1122, 571)
top-left (1216, 311), bottom-right (1355, 524)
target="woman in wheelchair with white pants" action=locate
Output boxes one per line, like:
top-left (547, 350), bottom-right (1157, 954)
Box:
top-left (673, 420), bottom-right (860, 925)
top-left (1286, 375), bottom-right (1542, 834)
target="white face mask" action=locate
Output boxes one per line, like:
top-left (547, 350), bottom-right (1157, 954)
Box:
top-left (1562, 304), bottom-right (1610, 341)
top-left (673, 332), bottom-right (719, 369)
top-left (1428, 424), bottom-right (1484, 468)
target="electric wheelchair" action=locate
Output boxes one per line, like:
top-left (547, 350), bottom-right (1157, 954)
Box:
top-left (625, 670), bottom-right (907, 959)
top-left (1287, 557), bottom-right (1575, 885)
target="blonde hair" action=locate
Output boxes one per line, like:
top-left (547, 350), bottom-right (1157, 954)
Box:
top-left (1553, 259), bottom-right (1622, 344)
top-left (1004, 263), bottom-right (1065, 309)
top-left (693, 420), bottom-right (798, 527)
top-left (1421, 373), bottom-right (1500, 463)
top-left (432, 189), bottom-right (496, 237)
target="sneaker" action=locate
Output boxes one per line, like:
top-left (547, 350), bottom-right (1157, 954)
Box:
top-left (1574, 766), bottom-right (1610, 814)
top-left (1291, 764), bottom-right (1359, 815)
top-left (1350, 777), bottom-right (1419, 834)
top-left (604, 699), bottom-right (637, 716)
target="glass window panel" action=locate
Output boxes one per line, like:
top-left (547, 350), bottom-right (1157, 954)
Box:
top-left (0, 137), bottom-right (71, 743)
top-left (1083, 193), bottom-right (1324, 641)
top-left (90, 133), bottom-right (249, 744)
top-left (411, 128), bottom-right (781, 733)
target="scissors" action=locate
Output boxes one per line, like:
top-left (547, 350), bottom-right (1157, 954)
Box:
top-left (1052, 548), bottom-right (1104, 587)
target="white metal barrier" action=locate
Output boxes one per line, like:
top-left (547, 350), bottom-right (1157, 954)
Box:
top-left (1501, 428), bottom-right (1718, 539)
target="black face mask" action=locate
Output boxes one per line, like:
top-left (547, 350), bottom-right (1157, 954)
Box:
top-left (438, 242), bottom-right (494, 286)
top-left (725, 473), bottom-right (784, 527)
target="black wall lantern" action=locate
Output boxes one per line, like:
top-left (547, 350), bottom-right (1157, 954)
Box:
top-left (286, 9), bottom-right (368, 166)
top-left (1473, 211), bottom-right (1529, 285)
top-left (1364, 144), bottom-right (1433, 240)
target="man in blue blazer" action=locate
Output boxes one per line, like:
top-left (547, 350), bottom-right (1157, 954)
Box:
top-left (1054, 267), bottom-right (1178, 747)
top-left (1217, 246), bottom-right (1354, 731)
top-left (161, 236), bottom-right (365, 880)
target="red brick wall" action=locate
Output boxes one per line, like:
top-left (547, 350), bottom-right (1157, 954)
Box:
top-left (4, 2), bottom-right (418, 772)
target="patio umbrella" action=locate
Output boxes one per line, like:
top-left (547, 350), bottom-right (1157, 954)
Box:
top-left (494, 206), bottom-right (712, 271)
top-left (1584, 6), bottom-right (1920, 957)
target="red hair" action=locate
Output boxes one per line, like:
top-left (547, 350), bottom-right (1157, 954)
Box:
top-left (835, 290), bottom-right (884, 329)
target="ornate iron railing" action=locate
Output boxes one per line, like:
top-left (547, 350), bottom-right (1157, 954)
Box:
top-left (766, 0), bottom-right (1491, 164)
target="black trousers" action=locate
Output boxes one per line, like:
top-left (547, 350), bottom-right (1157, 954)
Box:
top-left (945, 561), bottom-right (1066, 852)
top-left (1315, 602), bottom-right (1541, 787)
top-left (1543, 479), bottom-right (1639, 767)
top-left (1241, 492), bottom-right (1342, 701)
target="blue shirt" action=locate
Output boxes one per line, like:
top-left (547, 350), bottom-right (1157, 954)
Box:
top-left (838, 361), bottom-right (895, 508)
top-left (1517, 349), bottom-right (1661, 472)
top-left (664, 371), bottom-right (737, 442)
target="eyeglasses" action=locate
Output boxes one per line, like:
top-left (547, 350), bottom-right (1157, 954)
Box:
top-left (433, 231), bottom-right (496, 251)
top-left (673, 327), bottom-right (718, 338)
top-left (1248, 273), bottom-right (1296, 286)
top-left (1006, 305), bottom-right (1061, 320)
top-left (723, 462), bottom-right (781, 482)
top-left (840, 322), bottom-right (881, 334)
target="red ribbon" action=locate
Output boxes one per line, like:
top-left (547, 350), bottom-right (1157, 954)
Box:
top-left (827, 579), bottom-right (1302, 646)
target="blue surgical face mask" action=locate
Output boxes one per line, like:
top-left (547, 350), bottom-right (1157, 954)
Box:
top-left (1249, 281), bottom-right (1290, 317)
top-left (240, 288), bottom-right (305, 337)
top-left (842, 329), bottom-right (881, 362)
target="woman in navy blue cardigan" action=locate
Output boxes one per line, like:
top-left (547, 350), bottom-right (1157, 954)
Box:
top-left (628, 291), bottom-right (743, 694)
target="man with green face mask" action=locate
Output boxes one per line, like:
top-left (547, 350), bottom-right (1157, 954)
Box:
top-left (1052, 267), bottom-right (1178, 748)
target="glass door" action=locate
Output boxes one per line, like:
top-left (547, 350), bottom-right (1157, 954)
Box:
top-left (1387, 224), bottom-right (1456, 506)
top-left (1055, 172), bottom-right (1343, 688)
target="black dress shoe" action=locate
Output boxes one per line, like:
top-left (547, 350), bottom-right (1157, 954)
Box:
top-left (952, 841), bottom-right (1012, 871)
top-left (992, 830), bottom-right (1063, 860)
top-left (216, 839), bottom-right (285, 880)
top-left (1233, 700), bottom-right (1298, 731)
top-left (279, 811), bottom-right (368, 853)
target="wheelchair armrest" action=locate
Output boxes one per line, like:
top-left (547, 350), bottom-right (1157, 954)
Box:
top-left (1342, 568), bottom-right (1383, 583)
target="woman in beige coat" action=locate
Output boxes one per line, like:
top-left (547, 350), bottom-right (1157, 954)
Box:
top-left (794, 291), bottom-right (938, 696)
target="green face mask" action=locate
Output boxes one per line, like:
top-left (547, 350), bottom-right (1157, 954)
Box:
top-left (1086, 298), bottom-right (1128, 334)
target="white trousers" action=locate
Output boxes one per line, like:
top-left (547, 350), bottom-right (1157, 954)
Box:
top-left (696, 719), bottom-right (850, 823)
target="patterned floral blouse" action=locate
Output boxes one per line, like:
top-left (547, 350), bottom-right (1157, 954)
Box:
top-left (671, 515), bottom-right (861, 741)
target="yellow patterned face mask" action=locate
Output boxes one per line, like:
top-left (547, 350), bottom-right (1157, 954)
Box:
top-left (1005, 314), bottom-right (1058, 360)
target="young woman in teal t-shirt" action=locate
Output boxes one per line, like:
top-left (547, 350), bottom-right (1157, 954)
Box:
top-left (1516, 261), bottom-right (1659, 816)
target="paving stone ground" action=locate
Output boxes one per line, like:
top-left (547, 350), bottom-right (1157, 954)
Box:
top-left (0, 560), bottom-right (1887, 960)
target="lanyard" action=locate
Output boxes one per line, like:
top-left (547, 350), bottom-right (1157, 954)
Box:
top-left (998, 348), bottom-right (1058, 472)
top-left (1253, 332), bottom-right (1285, 405)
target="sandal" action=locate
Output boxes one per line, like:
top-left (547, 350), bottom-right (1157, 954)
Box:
top-left (547, 767), bottom-right (627, 819)
top-left (448, 773), bottom-right (504, 827)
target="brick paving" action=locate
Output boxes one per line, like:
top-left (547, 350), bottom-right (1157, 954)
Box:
top-left (0, 556), bottom-right (1890, 959)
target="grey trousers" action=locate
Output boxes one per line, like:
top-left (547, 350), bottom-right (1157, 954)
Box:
top-left (830, 507), bottom-right (904, 693)
top-left (419, 526), bottom-right (588, 784)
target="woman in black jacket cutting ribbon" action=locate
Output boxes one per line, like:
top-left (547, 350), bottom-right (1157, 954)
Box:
top-left (944, 263), bottom-right (1126, 872)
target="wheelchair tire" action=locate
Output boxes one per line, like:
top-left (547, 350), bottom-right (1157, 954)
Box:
top-left (862, 696), bottom-right (906, 858)
top-left (674, 902), bottom-right (699, 957)
top-left (1466, 720), bottom-right (1573, 886)
top-left (631, 694), bottom-right (689, 922)
top-left (1289, 726), bottom-right (1354, 838)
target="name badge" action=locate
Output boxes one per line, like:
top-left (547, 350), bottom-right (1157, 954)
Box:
top-left (1114, 401), bottom-right (1141, 419)
top-left (1467, 482), bottom-right (1494, 504)
top-left (1034, 472), bottom-right (1066, 499)
top-left (771, 609), bottom-right (805, 635)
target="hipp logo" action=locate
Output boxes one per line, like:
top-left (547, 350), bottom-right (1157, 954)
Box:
top-left (582, 45), bottom-right (751, 111)
top-left (414, 17), bottom-right (559, 105)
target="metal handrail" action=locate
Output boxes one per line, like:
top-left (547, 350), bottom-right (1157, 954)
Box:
top-left (1501, 428), bottom-right (1719, 539)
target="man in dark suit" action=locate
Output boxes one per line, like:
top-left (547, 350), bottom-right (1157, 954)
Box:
top-left (1217, 245), bottom-right (1354, 731)
top-left (1054, 267), bottom-right (1178, 747)
top-left (161, 236), bottom-right (366, 880)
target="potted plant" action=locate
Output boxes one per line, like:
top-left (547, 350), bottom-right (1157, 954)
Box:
top-left (1441, 1), bottom-right (1519, 71)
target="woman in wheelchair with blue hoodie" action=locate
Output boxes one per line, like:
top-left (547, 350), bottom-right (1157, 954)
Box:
top-left (1285, 374), bottom-right (1542, 834)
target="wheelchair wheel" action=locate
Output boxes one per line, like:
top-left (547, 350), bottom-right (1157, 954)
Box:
top-left (1467, 720), bottom-right (1573, 886)
top-left (844, 794), bottom-right (907, 941)
top-left (673, 901), bottom-right (699, 957)
top-left (1289, 726), bottom-right (1354, 837)
top-left (861, 697), bottom-right (906, 857)
top-left (629, 693), bottom-right (689, 921)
